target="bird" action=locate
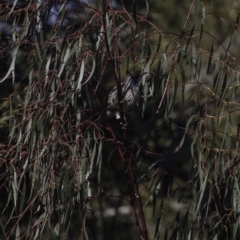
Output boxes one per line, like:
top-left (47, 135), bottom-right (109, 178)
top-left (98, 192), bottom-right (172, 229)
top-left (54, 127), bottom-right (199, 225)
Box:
top-left (107, 72), bottom-right (147, 119)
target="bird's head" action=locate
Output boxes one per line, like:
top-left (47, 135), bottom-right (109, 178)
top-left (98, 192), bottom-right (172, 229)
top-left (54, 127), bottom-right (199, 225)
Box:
top-left (131, 72), bottom-right (148, 85)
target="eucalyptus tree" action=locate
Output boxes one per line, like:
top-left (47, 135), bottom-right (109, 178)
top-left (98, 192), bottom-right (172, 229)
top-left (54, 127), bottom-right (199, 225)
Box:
top-left (1, 1), bottom-right (240, 239)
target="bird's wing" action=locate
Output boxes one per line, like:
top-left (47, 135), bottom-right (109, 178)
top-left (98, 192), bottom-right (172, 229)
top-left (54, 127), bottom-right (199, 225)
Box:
top-left (108, 82), bottom-right (125, 105)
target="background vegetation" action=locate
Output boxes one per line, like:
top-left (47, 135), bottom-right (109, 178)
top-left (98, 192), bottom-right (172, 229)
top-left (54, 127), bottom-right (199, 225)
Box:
top-left (1, 0), bottom-right (240, 239)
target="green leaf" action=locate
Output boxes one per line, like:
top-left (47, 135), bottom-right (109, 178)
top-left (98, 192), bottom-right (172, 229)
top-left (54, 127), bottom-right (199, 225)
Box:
top-left (195, 164), bottom-right (210, 213)
top-left (153, 200), bottom-right (164, 239)
top-left (185, 23), bottom-right (195, 54)
top-left (207, 43), bottom-right (214, 75)
top-left (133, 0), bottom-right (138, 26)
top-left (199, 3), bottom-right (205, 44)
top-left (174, 116), bottom-right (194, 153)
top-left (180, 65), bottom-right (186, 104)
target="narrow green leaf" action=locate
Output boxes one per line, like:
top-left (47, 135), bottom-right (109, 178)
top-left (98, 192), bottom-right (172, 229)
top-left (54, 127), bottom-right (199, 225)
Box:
top-left (33, 226), bottom-right (40, 240)
top-left (7, 0), bottom-right (18, 17)
top-left (196, 164), bottom-right (210, 213)
top-left (156, 33), bottom-right (162, 56)
top-left (217, 72), bottom-right (227, 109)
top-left (174, 116), bottom-right (193, 153)
top-left (19, 181), bottom-right (26, 213)
top-left (168, 76), bottom-right (178, 116)
top-left (235, 12), bottom-right (240, 30)
top-left (133, 1), bottom-right (138, 26)
top-left (15, 224), bottom-right (20, 239)
top-left (12, 171), bottom-right (17, 208)
top-left (164, 228), bottom-right (168, 240)
top-left (180, 65), bottom-right (186, 105)
top-left (154, 200), bottom-right (164, 239)
top-left (187, 228), bottom-right (192, 240)
top-left (0, 217), bottom-right (7, 239)
top-left (199, 3), bottom-right (205, 44)
top-left (58, 45), bottom-right (71, 78)
top-left (207, 44), bottom-right (213, 75)
top-left (83, 224), bottom-right (89, 240)
top-left (185, 23), bottom-right (195, 53)
top-left (192, 43), bottom-right (197, 81)
top-left (145, 0), bottom-right (149, 15)
top-left (53, 223), bottom-right (60, 236)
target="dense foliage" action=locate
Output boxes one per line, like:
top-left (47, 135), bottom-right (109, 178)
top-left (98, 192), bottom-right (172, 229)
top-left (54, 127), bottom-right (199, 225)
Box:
top-left (1, 0), bottom-right (240, 239)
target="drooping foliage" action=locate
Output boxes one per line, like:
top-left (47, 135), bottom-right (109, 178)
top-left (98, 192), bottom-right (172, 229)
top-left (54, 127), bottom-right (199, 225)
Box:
top-left (1, 1), bottom-right (240, 239)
